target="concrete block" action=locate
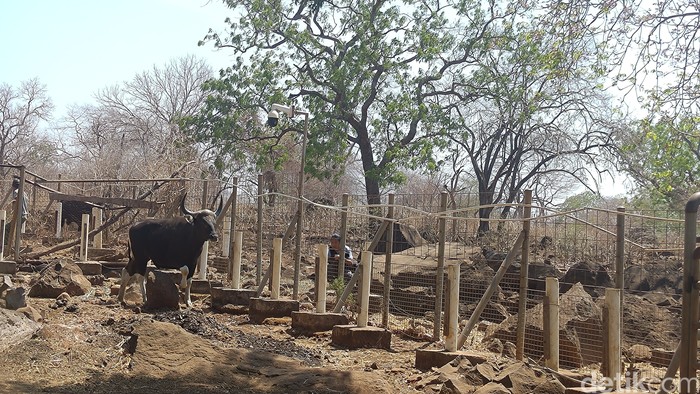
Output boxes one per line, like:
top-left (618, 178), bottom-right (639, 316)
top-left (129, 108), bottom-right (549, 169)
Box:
top-left (414, 349), bottom-right (488, 371)
top-left (331, 324), bottom-right (391, 350)
top-left (0, 261), bottom-right (17, 275)
top-left (75, 261), bottom-right (102, 276)
top-left (210, 287), bottom-right (257, 308)
top-left (249, 297), bottom-right (299, 323)
top-left (190, 279), bottom-right (211, 294)
top-left (145, 267), bottom-right (181, 284)
top-left (291, 311), bottom-right (349, 334)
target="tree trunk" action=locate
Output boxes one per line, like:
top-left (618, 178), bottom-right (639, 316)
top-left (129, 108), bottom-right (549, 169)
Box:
top-left (477, 190), bottom-right (495, 236)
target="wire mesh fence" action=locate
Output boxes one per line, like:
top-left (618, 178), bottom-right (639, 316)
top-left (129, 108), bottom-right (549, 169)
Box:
top-left (3, 170), bottom-right (696, 386)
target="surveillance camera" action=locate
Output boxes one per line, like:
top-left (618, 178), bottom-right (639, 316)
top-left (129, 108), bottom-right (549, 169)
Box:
top-left (267, 109), bottom-right (279, 127)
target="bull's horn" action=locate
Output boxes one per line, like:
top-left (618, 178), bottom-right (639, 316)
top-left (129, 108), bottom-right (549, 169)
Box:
top-left (180, 193), bottom-right (195, 216)
top-left (214, 196), bottom-right (223, 217)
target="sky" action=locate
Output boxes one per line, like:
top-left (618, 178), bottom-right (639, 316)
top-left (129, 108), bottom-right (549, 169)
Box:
top-left (1, 0), bottom-right (234, 114)
top-left (1, 1), bottom-right (631, 197)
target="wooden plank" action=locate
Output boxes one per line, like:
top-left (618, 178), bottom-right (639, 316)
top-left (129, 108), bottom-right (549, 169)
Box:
top-left (48, 192), bottom-right (159, 209)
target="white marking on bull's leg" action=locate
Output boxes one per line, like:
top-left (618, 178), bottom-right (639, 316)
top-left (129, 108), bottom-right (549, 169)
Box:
top-left (184, 277), bottom-right (193, 307)
top-left (179, 266), bottom-right (189, 289)
top-left (117, 268), bottom-right (131, 303)
top-left (137, 274), bottom-right (147, 305)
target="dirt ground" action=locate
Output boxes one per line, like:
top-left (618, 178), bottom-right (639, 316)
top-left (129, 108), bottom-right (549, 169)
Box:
top-left (0, 283), bottom-right (438, 394)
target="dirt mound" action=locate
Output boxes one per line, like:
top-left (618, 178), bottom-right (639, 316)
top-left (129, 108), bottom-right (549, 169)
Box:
top-left (0, 294), bottom-right (407, 394)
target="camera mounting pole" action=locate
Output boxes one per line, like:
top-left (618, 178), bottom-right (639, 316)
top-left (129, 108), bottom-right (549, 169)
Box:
top-left (267, 103), bottom-right (310, 299)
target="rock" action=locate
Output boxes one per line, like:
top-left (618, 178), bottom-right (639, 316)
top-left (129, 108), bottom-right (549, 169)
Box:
top-left (28, 261), bottom-right (92, 298)
top-left (474, 382), bottom-right (510, 394)
top-left (502, 341), bottom-right (517, 359)
top-left (506, 362), bottom-right (560, 393)
top-left (486, 338), bottom-right (504, 354)
top-left (143, 270), bottom-right (180, 310)
top-left (16, 305), bottom-right (42, 322)
top-left (0, 275), bottom-right (13, 293)
top-left (0, 308), bottom-right (41, 352)
top-left (439, 377), bottom-right (474, 393)
top-left (484, 283), bottom-right (602, 368)
top-left (626, 344), bottom-right (652, 363)
top-left (559, 261), bottom-right (614, 297)
top-left (5, 287), bottom-right (26, 309)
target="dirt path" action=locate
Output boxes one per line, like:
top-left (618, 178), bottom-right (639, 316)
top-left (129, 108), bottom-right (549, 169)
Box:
top-left (0, 294), bottom-right (424, 394)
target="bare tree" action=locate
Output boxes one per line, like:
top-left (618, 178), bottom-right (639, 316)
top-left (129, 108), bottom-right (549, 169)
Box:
top-left (610, 0), bottom-right (700, 114)
top-left (0, 79), bottom-right (53, 169)
top-left (443, 11), bottom-right (621, 235)
top-left (56, 56), bottom-right (214, 181)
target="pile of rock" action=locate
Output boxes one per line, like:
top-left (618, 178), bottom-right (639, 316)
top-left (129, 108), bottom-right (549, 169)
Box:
top-left (412, 355), bottom-right (567, 393)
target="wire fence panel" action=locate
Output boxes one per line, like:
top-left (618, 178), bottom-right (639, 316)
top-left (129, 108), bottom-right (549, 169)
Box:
top-left (6, 171), bottom-right (696, 386)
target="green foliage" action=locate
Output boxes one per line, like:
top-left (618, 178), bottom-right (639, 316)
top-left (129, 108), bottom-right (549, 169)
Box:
top-left (329, 276), bottom-right (355, 308)
top-left (560, 191), bottom-right (605, 211)
top-left (186, 0), bottom-right (544, 199)
top-left (618, 116), bottom-right (700, 208)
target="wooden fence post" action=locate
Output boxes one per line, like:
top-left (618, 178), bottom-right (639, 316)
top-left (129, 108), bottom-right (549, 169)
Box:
top-left (516, 189), bottom-right (532, 360)
top-left (544, 277), bottom-right (559, 370)
top-left (382, 193), bottom-right (394, 327)
top-left (605, 288), bottom-right (622, 391)
top-left (434, 191), bottom-right (447, 340)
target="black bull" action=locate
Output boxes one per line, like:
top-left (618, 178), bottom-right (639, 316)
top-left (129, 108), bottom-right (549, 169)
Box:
top-left (117, 195), bottom-right (223, 307)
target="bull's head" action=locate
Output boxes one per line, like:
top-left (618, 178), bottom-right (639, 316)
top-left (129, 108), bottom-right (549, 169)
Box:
top-left (180, 193), bottom-right (223, 241)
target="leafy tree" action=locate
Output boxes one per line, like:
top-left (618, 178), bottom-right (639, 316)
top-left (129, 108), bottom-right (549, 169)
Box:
top-left (616, 116), bottom-right (700, 208)
top-left (441, 8), bottom-right (621, 234)
top-left (187, 0), bottom-right (541, 205)
top-left (0, 79), bottom-right (54, 170)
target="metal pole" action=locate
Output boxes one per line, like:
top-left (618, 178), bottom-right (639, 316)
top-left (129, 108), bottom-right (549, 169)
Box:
top-left (434, 191), bottom-right (447, 340)
top-left (680, 192), bottom-right (700, 394)
top-left (256, 174), bottom-right (264, 285)
top-left (226, 177), bottom-right (239, 260)
top-left (516, 189), bottom-right (532, 360)
top-left (92, 207), bottom-right (103, 248)
top-left (231, 176), bottom-right (239, 235)
top-left (382, 193), bottom-right (394, 327)
top-left (293, 113), bottom-right (308, 299)
top-left (79, 213), bottom-right (90, 261)
top-left (339, 193), bottom-right (349, 279)
top-left (0, 210), bottom-right (5, 260)
top-left (615, 207), bottom-right (625, 290)
top-left (13, 167), bottom-right (26, 260)
top-left (615, 206), bottom-right (626, 355)
top-left (200, 178), bottom-right (208, 209)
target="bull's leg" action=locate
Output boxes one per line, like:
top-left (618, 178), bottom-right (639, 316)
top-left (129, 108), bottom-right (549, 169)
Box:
top-left (117, 268), bottom-right (131, 304)
top-left (179, 266), bottom-right (189, 289)
top-left (184, 277), bottom-right (193, 307)
top-left (137, 273), bottom-right (147, 305)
